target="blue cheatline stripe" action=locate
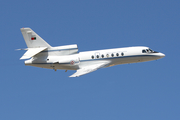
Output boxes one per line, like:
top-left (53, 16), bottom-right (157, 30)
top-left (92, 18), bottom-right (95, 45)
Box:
top-left (80, 54), bottom-right (159, 62)
top-left (31, 54), bottom-right (158, 64)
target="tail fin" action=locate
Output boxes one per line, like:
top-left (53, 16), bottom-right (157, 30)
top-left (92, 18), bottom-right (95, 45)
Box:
top-left (20, 28), bottom-right (51, 48)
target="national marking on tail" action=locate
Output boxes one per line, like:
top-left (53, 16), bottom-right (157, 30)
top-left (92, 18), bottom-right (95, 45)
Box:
top-left (20, 28), bottom-right (51, 48)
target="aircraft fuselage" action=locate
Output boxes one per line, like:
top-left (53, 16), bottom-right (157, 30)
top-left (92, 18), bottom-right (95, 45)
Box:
top-left (25, 46), bottom-right (165, 70)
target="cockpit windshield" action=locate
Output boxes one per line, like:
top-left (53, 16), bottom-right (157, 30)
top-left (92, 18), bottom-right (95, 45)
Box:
top-left (142, 48), bottom-right (158, 53)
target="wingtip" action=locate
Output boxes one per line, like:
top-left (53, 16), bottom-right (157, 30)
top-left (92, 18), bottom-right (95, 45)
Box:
top-left (69, 75), bottom-right (78, 77)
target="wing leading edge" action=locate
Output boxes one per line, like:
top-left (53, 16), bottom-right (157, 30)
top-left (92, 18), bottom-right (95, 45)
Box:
top-left (69, 62), bottom-right (110, 77)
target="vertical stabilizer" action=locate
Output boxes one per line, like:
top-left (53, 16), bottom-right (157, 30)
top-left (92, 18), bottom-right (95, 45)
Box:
top-left (20, 28), bottom-right (51, 48)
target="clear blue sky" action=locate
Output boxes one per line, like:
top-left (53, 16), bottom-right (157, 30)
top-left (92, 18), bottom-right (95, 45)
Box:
top-left (0, 0), bottom-right (179, 120)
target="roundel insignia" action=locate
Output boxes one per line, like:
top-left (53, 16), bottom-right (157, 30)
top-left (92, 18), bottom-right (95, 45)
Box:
top-left (70, 60), bottom-right (75, 65)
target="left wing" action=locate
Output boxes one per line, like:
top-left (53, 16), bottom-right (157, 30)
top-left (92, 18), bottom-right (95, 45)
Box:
top-left (69, 62), bottom-right (110, 77)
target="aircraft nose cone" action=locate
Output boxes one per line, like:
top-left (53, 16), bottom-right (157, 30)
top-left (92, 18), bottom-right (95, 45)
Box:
top-left (159, 53), bottom-right (165, 58)
top-left (161, 53), bottom-right (165, 57)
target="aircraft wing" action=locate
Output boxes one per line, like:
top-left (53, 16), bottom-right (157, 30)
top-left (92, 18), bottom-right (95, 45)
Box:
top-left (69, 62), bottom-right (110, 77)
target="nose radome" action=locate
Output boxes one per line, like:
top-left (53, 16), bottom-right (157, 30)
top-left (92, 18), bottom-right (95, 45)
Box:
top-left (159, 53), bottom-right (165, 58)
top-left (161, 53), bottom-right (165, 57)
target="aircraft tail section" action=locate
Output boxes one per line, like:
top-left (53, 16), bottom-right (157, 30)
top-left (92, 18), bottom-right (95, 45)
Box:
top-left (20, 28), bottom-right (78, 60)
top-left (20, 28), bottom-right (51, 48)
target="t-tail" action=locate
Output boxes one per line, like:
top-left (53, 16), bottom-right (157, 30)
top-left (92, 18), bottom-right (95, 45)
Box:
top-left (20, 28), bottom-right (78, 60)
top-left (21, 28), bottom-right (51, 48)
top-left (20, 28), bottom-right (51, 59)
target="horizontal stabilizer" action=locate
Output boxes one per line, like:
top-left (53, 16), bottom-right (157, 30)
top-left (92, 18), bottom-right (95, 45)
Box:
top-left (20, 47), bottom-right (47, 59)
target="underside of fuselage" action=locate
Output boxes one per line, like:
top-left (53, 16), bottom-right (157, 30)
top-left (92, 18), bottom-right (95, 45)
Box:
top-left (25, 62), bottom-right (80, 70)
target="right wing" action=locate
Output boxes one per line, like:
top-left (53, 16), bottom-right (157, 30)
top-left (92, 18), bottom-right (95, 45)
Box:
top-left (69, 62), bottom-right (110, 77)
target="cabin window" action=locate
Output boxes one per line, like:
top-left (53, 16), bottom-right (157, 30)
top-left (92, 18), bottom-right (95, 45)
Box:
top-left (111, 53), bottom-right (114, 57)
top-left (106, 54), bottom-right (109, 58)
top-left (91, 55), bottom-right (94, 59)
top-left (47, 59), bottom-right (49, 61)
top-left (101, 54), bottom-right (104, 58)
top-left (121, 52), bottom-right (124, 56)
top-left (116, 53), bottom-right (119, 56)
top-left (96, 55), bottom-right (99, 58)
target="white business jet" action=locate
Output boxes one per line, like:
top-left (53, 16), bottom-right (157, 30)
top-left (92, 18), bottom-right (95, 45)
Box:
top-left (19, 28), bottom-right (165, 77)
